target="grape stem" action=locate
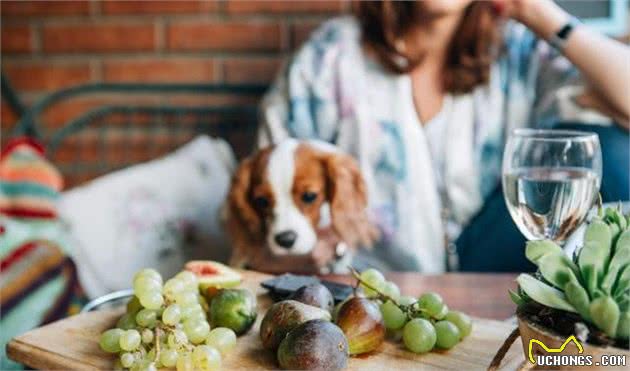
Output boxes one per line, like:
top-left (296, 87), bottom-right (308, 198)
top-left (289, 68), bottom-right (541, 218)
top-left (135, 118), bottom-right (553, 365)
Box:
top-left (154, 328), bottom-right (161, 362)
top-left (349, 266), bottom-right (432, 319)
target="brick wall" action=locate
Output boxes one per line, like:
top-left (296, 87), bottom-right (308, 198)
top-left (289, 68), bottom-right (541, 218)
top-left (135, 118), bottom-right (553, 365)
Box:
top-left (1, 0), bottom-right (349, 134)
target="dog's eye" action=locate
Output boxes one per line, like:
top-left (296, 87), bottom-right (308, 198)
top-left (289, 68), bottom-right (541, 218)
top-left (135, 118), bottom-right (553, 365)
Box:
top-left (301, 192), bottom-right (318, 204)
top-left (253, 196), bottom-right (269, 209)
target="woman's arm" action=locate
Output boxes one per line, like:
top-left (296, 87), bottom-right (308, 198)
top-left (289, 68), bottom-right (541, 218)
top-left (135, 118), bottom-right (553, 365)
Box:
top-left (500, 0), bottom-right (630, 125)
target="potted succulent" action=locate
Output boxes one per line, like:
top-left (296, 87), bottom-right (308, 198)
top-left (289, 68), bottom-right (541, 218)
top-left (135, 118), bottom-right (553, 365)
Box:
top-left (506, 206), bottom-right (629, 369)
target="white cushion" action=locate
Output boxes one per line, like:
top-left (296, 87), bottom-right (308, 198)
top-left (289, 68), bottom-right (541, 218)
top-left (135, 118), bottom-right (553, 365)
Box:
top-left (59, 136), bottom-right (235, 299)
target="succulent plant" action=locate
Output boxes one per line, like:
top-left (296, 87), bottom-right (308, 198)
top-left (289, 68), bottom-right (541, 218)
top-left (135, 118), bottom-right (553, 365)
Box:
top-left (511, 205), bottom-right (630, 341)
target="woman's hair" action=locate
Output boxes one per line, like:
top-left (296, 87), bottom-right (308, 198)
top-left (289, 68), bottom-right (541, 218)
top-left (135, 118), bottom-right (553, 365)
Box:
top-left (355, 1), bottom-right (500, 94)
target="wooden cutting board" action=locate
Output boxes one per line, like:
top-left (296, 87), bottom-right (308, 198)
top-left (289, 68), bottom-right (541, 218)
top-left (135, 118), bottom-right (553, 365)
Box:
top-left (7, 271), bottom-right (526, 370)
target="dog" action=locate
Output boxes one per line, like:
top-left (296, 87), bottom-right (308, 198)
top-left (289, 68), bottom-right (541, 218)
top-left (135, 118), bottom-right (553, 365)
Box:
top-left (224, 139), bottom-right (377, 273)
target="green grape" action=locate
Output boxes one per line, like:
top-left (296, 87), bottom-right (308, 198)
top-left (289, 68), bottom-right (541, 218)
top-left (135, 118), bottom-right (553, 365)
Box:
top-left (99, 328), bottom-right (124, 353)
top-left (134, 268), bottom-right (163, 285)
top-left (127, 296), bottom-right (143, 315)
top-left (141, 328), bottom-right (154, 344)
top-left (139, 292), bottom-right (164, 310)
top-left (184, 319), bottom-right (211, 344)
top-left (175, 291), bottom-right (198, 307)
top-left (434, 320), bottom-right (460, 349)
top-left (120, 352), bottom-right (136, 368)
top-left (380, 300), bottom-right (407, 330)
top-left (136, 309), bottom-right (158, 328)
top-left (116, 313), bottom-right (137, 330)
top-left (140, 361), bottom-right (157, 371)
top-left (418, 292), bottom-right (445, 318)
top-left (435, 303), bottom-right (448, 320)
top-left (134, 277), bottom-right (162, 297)
top-left (160, 348), bottom-right (179, 368)
top-left (160, 348), bottom-right (177, 368)
top-left (175, 271), bottom-right (198, 288)
top-left (181, 303), bottom-right (204, 320)
top-left (192, 345), bottom-right (221, 371)
top-left (119, 329), bottom-right (141, 351)
top-left (185, 308), bottom-right (206, 322)
top-left (163, 304), bottom-right (183, 325)
top-left (398, 295), bottom-right (417, 306)
top-left (147, 347), bottom-right (156, 362)
top-left (205, 327), bottom-right (237, 355)
top-left (176, 352), bottom-right (194, 371)
top-left (444, 311), bottom-right (472, 339)
top-left (168, 329), bottom-right (188, 349)
top-left (359, 268), bottom-right (386, 298)
top-left (402, 318), bottom-right (436, 354)
top-left (163, 279), bottom-right (186, 300)
top-left (381, 281), bottom-right (401, 301)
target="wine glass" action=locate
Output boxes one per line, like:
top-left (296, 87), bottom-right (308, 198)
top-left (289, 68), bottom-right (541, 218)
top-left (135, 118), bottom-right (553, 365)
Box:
top-left (502, 129), bottom-right (602, 243)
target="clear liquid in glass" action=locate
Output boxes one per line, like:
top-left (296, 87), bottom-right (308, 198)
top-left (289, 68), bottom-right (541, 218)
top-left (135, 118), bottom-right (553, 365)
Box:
top-left (503, 167), bottom-right (599, 242)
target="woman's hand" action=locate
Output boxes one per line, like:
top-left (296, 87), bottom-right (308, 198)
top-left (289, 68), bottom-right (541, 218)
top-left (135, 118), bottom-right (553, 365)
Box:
top-left (493, 0), bottom-right (630, 122)
top-left (492, 0), bottom-right (569, 39)
top-left (246, 228), bottom-right (341, 275)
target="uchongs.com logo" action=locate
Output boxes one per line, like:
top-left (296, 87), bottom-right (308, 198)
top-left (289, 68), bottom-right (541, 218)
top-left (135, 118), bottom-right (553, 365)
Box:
top-left (528, 335), bottom-right (627, 367)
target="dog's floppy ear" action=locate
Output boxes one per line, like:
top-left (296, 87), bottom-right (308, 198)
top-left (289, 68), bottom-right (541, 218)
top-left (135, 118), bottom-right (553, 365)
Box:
top-left (227, 157), bottom-right (261, 238)
top-left (322, 153), bottom-right (378, 248)
top-left (226, 157), bottom-right (263, 268)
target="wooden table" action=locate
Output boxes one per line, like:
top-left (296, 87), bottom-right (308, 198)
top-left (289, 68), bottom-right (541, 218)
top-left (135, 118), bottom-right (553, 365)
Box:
top-left (324, 273), bottom-right (518, 320)
top-left (7, 271), bottom-right (523, 370)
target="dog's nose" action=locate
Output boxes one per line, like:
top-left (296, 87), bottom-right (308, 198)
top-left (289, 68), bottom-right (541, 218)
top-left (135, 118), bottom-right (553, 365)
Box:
top-left (274, 231), bottom-right (297, 249)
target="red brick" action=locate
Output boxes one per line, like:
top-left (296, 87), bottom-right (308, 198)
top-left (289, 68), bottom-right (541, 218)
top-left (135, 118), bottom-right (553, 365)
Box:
top-left (101, 0), bottom-right (217, 15)
top-left (3, 63), bottom-right (92, 92)
top-left (103, 58), bottom-right (216, 83)
top-left (292, 21), bottom-right (323, 48)
top-left (41, 96), bottom-right (161, 128)
top-left (0, 1), bottom-right (90, 17)
top-left (1, 25), bottom-right (32, 53)
top-left (226, 0), bottom-right (344, 14)
top-left (1, 101), bottom-right (19, 128)
top-left (223, 57), bottom-right (281, 84)
top-left (43, 23), bottom-right (155, 53)
top-left (167, 21), bottom-right (281, 52)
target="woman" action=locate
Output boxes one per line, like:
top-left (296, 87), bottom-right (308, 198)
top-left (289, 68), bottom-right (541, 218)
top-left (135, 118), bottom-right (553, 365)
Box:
top-left (254, 0), bottom-right (629, 273)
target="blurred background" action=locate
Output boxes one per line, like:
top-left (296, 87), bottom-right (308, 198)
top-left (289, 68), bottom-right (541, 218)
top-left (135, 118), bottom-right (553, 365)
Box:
top-left (1, 0), bottom-right (353, 186)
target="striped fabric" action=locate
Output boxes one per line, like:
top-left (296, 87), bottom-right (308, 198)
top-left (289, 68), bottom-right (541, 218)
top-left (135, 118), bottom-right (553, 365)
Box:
top-left (0, 137), bottom-right (84, 370)
top-left (0, 137), bottom-right (63, 218)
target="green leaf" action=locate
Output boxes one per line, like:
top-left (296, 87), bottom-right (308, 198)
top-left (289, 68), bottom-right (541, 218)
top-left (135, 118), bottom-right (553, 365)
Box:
top-left (517, 274), bottom-right (576, 313)
top-left (538, 253), bottom-right (579, 289)
top-left (581, 263), bottom-right (599, 297)
top-left (616, 311), bottom-right (630, 340)
top-left (617, 211), bottom-right (627, 230)
top-left (589, 296), bottom-right (620, 338)
top-left (564, 281), bottom-right (591, 321)
top-left (509, 289), bottom-right (526, 306)
top-left (616, 229), bottom-right (630, 253)
top-left (613, 265), bottom-right (630, 297)
top-left (601, 239), bottom-right (630, 294)
top-left (616, 291), bottom-right (629, 312)
top-left (583, 219), bottom-right (612, 258)
top-left (525, 240), bottom-right (563, 265)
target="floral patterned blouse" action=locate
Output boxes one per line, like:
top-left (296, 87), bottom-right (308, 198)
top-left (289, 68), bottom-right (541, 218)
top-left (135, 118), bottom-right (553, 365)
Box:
top-left (259, 16), bottom-right (582, 272)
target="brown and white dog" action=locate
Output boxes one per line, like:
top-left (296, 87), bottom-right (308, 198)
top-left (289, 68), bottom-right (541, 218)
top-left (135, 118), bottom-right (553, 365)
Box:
top-left (224, 139), bottom-right (377, 273)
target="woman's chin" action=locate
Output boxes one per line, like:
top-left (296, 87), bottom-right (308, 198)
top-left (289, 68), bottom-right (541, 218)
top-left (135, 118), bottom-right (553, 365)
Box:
top-left (417, 0), bottom-right (473, 17)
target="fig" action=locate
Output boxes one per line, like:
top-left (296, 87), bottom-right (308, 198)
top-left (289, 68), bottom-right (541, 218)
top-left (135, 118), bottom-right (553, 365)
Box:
top-left (184, 260), bottom-right (242, 291)
top-left (335, 297), bottom-right (385, 355)
top-left (209, 288), bottom-right (257, 335)
top-left (277, 319), bottom-right (348, 370)
top-left (289, 283), bottom-right (334, 312)
top-left (260, 300), bottom-right (331, 350)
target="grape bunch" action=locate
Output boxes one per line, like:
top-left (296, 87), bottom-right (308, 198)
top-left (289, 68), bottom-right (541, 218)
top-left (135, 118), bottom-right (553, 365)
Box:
top-left (99, 269), bottom-right (237, 371)
top-left (356, 268), bottom-right (473, 354)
